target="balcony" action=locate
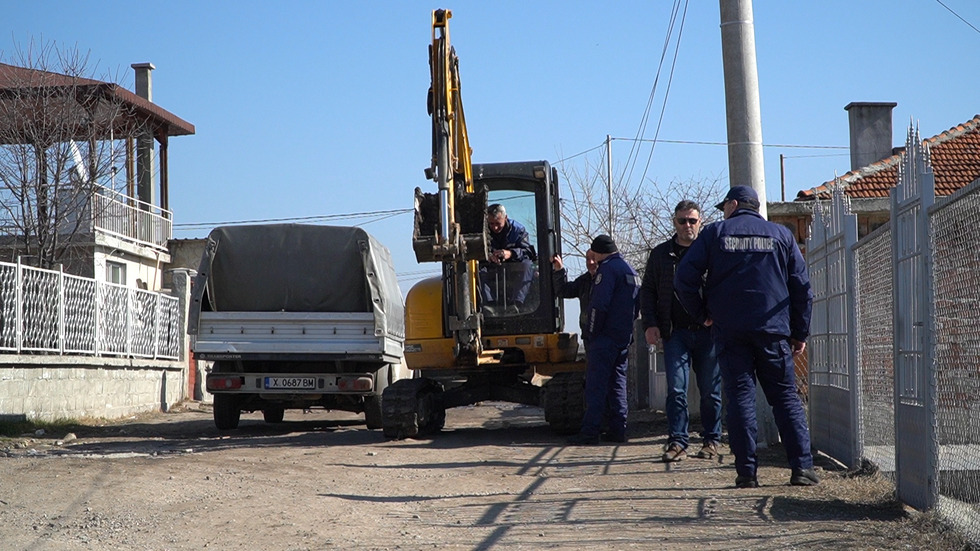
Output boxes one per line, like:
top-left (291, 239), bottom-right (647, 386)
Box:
top-left (91, 185), bottom-right (172, 252)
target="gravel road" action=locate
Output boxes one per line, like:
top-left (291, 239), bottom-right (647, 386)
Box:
top-left (0, 402), bottom-right (968, 550)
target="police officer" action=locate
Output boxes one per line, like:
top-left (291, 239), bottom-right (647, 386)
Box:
top-left (674, 186), bottom-right (818, 488)
top-left (567, 235), bottom-right (640, 445)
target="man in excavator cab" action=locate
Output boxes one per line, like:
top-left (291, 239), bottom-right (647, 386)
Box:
top-left (480, 203), bottom-right (536, 314)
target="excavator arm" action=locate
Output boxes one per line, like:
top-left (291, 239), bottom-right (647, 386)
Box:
top-left (412, 9), bottom-right (490, 364)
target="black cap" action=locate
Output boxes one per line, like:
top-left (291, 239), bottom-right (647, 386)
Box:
top-left (714, 185), bottom-right (760, 211)
top-left (590, 234), bottom-right (618, 254)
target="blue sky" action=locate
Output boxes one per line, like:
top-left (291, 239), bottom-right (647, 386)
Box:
top-left (4, 1), bottom-right (980, 295)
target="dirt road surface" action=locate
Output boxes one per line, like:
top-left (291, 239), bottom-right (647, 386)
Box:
top-left (0, 402), bottom-right (968, 550)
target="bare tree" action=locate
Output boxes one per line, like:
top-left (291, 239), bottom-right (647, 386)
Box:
top-left (557, 151), bottom-right (727, 273)
top-left (0, 40), bottom-right (141, 270)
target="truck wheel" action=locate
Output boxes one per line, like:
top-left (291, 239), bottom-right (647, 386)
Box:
top-left (364, 395), bottom-right (383, 430)
top-left (262, 406), bottom-right (285, 424)
top-left (543, 372), bottom-right (585, 435)
top-left (213, 394), bottom-right (241, 430)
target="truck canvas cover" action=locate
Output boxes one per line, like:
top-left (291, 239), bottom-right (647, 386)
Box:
top-left (196, 224), bottom-right (405, 337)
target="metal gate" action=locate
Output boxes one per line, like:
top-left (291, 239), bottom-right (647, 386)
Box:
top-left (892, 127), bottom-right (938, 510)
top-left (806, 182), bottom-right (860, 468)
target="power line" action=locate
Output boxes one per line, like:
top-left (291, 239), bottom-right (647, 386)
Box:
top-left (612, 136), bottom-right (847, 149)
top-left (173, 207), bottom-right (413, 231)
top-left (935, 0), bottom-right (980, 35)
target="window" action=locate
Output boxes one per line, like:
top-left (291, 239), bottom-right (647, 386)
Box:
top-left (107, 261), bottom-right (126, 285)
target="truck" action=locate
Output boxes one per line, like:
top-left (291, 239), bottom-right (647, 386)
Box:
top-left (380, 10), bottom-right (587, 438)
top-left (187, 224), bottom-right (409, 431)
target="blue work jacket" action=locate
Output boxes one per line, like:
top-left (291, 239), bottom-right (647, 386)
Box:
top-left (674, 209), bottom-right (812, 342)
top-left (489, 219), bottom-right (536, 262)
top-left (585, 252), bottom-right (640, 348)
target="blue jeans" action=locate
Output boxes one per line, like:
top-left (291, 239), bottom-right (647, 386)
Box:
top-left (663, 327), bottom-right (722, 448)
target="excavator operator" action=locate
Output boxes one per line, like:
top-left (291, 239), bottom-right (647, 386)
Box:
top-left (480, 203), bottom-right (536, 312)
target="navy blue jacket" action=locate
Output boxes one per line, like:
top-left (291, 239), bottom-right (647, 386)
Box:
top-left (674, 209), bottom-right (812, 342)
top-left (489, 219), bottom-right (536, 262)
top-left (586, 252), bottom-right (640, 348)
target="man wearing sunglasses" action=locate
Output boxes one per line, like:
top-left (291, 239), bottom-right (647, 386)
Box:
top-left (674, 185), bottom-right (817, 489)
top-left (640, 200), bottom-right (723, 464)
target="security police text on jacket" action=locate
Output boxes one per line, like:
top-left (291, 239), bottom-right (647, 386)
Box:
top-left (673, 196), bottom-right (811, 342)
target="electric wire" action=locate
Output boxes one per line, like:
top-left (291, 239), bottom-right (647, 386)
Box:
top-left (935, 0), bottom-right (980, 35)
top-left (636, 0), bottom-right (689, 187)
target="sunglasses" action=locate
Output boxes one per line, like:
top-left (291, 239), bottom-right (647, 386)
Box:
top-left (675, 217), bottom-right (700, 225)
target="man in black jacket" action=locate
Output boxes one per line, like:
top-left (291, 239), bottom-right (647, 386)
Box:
top-left (641, 200), bottom-right (722, 463)
top-left (551, 250), bottom-right (597, 344)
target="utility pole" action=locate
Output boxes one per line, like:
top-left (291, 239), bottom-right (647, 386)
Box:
top-left (606, 134), bottom-right (613, 237)
top-left (719, 0), bottom-right (778, 445)
top-left (719, 0), bottom-right (767, 218)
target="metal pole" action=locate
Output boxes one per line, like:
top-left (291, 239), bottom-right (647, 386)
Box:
top-left (720, 0), bottom-right (777, 445)
top-left (780, 153), bottom-right (786, 201)
top-left (720, 0), bottom-right (767, 218)
top-left (606, 134), bottom-right (613, 237)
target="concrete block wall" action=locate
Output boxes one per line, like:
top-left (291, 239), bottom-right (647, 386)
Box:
top-left (0, 356), bottom-right (185, 422)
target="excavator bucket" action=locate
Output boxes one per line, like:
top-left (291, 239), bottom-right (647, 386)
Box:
top-left (412, 187), bottom-right (489, 263)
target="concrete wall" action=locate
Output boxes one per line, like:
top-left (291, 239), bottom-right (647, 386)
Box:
top-left (0, 355), bottom-right (185, 422)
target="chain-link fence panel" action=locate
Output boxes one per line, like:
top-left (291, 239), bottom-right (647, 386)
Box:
top-left (854, 225), bottom-right (894, 471)
top-left (930, 181), bottom-right (980, 541)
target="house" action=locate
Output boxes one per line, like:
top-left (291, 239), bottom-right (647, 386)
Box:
top-left (0, 61), bottom-right (195, 290)
top-left (0, 60), bottom-right (197, 421)
top-left (768, 102), bottom-right (980, 246)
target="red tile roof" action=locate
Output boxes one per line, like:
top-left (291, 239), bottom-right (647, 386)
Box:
top-left (796, 114), bottom-right (980, 201)
top-left (0, 62), bottom-right (195, 138)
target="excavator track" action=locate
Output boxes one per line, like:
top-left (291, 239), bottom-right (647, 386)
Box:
top-left (381, 378), bottom-right (446, 439)
top-left (543, 371), bottom-right (586, 435)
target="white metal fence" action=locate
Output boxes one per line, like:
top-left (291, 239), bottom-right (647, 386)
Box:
top-left (0, 259), bottom-right (180, 359)
top-left (807, 124), bottom-right (980, 545)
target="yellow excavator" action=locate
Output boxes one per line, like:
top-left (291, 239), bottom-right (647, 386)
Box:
top-left (381, 9), bottom-right (587, 438)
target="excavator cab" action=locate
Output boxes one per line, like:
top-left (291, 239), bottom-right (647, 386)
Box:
top-left (475, 161), bottom-right (563, 339)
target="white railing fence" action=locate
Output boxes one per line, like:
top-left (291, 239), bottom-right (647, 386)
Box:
top-left (0, 259), bottom-right (179, 360)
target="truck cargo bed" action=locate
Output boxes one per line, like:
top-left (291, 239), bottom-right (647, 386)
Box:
top-left (194, 311), bottom-right (402, 361)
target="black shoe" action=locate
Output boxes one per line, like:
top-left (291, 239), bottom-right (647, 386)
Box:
top-left (600, 431), bottom-right (627, 443)
top-left (566, 433), bottom-right (600, 445)
top-left (790, 468), bottom-right (820, 486)
top-left (735, 475), bottom-right (759, 488)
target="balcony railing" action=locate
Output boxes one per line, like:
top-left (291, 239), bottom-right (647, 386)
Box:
top-left (91, 185), bottom-right (172, 250)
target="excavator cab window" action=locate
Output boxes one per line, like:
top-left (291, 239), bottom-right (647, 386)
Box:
top-left (480, 190), bottom-right (540, 317)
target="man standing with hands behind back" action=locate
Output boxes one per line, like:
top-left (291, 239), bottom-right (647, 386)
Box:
top-left (641, 200), bottom-right (722, 463)
top-left (674, 185), bottom-right (817, 489)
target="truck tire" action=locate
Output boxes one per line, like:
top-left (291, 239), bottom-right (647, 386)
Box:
top-left (543, 371), bottom-right (585, 435)
top-left (213, 394), bottom-right (241, 430)
top-left (364, 395), bottom-right (383, 430)
top-left (263, 406), bottom-right (285, 424)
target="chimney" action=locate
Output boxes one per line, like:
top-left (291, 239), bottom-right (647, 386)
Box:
top-left (845, 102), bottom-right (897, 171)
top-left (131, 63), bottom-right (156, 207)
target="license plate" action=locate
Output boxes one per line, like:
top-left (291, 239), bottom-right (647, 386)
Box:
top-left (264, 377), bottom-right (317, 390)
